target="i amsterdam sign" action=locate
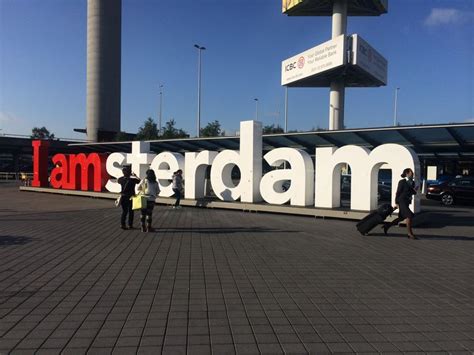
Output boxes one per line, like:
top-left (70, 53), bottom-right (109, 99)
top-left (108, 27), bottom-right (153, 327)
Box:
top-left (31, 121), bottom-right (420, 213)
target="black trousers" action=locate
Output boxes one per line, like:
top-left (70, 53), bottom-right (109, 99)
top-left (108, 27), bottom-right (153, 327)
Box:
top-left (140, 201), bottom-right (155, 227)
top-left (120, 197), bottom-right (134, 227)
top-left (173, 188), bottom-right (182, 207)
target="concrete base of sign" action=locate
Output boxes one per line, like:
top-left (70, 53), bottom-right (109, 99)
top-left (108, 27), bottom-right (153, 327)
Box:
top-left (18, 186), bottom-right (429, 226)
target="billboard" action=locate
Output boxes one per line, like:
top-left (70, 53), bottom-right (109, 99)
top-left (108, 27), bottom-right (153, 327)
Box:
top-left (282, 0), bottom-right (304, 13)
top-left (351, 34), bottom-right (388, 85)
top-left (281, 35), bottom-right (346, 86)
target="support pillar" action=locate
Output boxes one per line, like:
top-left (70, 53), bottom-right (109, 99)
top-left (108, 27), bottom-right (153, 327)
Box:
top-left (329, 0), bottom-right (347, 130)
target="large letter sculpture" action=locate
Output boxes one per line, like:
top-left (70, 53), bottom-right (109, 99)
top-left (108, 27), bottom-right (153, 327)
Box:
top-left (315, 144), bottom-right (420, 212)
top-left (31, 140), bottom-right (50, 187)
top-left (185, 151), bottom-right (218, 199)
top-left (105, 152), bottom-right (126, 193)
top-left (150, 152), bottom-right (185, 197)
top-left (210, 121), bottom-right (262, 202)
top-left (260, 148), bottom-right (314, 206)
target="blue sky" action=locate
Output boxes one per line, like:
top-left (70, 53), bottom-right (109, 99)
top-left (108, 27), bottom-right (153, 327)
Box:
top-left (0, 0), bottom-right (473, 139)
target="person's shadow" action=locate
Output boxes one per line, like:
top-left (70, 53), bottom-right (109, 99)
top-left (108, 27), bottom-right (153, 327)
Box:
top-left (0, 235), bottom-right (34, 246)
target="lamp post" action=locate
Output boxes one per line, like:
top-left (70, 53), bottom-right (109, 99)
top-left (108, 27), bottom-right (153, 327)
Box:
top-left (254, 98), bottom-right (259, 120)
top-left (393, 87), bottom-right (400, 126)
top-left (194, 44), bottom-right (206, 137)
top-left (284, 86), bottom-right (288, 133)
top-left (158, 84), bottom-right (163, 135)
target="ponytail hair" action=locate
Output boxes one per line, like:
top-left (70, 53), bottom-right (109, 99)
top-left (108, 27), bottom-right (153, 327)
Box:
top-left (401, 168), bottom-right (413, 178)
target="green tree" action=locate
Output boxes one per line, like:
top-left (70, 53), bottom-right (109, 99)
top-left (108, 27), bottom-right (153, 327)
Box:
top-left (263, 124), bottom-right (284, 134)
top-left (200, 120), bottom-right (225, 137)
top-left (136, 118), bottom-right (159, 140)
top-left (31, 126), bottom-right (55, 140)
top-left (161, 119), bottom-right (189, 139)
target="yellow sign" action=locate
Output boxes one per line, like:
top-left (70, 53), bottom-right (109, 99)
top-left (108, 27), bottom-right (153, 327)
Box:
top-left (282, 0), bottom-right (304, 13)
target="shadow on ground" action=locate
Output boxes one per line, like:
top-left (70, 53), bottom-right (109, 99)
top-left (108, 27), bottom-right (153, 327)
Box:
top-left (158, 227), bottom-right (298, 234)
top-left (0, 235), bottom-right (34, 246)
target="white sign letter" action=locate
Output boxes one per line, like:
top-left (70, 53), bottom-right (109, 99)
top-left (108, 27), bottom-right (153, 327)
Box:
top-left (260, 148), bottom-right (314, 206)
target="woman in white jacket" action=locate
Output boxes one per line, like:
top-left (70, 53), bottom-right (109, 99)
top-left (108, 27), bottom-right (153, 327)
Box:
top-left (137, 169), bottom-right (160, 232)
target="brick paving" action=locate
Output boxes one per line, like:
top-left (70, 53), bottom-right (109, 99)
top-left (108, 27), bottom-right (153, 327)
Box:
top-left (0, 183), bottom-right (473, 354)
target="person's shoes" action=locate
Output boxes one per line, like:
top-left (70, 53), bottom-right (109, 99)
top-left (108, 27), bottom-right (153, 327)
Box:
top-left (172, 206), bottom-right (176, 209)
top-left (382, 223), bottom-right (390, 235)
top-left (176, 206), bottom-right (182, 209)
top-left (141, 225), bottom-right (147, 232)
top-left (147, 225), bottom-right (154, 232)
top-left (408, 234), bottom-right (418, 240)
top-left (120, 225), bottom-right (128, 230)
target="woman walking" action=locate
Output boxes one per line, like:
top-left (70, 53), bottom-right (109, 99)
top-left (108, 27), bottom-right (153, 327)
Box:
top-left (383, 168), bottom-right (418, 239)
top-left (118, 165), bottom-right (140, 229)
top-left (172, 169), bottom-right (183, 209)
top-left (137, 169), bottom-right (160, 232)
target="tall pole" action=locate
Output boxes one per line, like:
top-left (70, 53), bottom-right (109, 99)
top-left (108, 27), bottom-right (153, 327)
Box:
top-left (393, 87), bottom-right (400, 126)
top-left (284, 86), bottom-right (288, 133)
top-left (256, 99), bottom-right (259, 120)
top-left (328, 0), bottom-right (347, 130)
top-left (159, 84), bottom-right (163, 135)
top-left (194, 44), bottom-right (206, 138)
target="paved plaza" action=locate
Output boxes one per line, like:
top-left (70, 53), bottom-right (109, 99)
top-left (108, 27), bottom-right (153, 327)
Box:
top-left (0, 183), bottom-right (473, 354)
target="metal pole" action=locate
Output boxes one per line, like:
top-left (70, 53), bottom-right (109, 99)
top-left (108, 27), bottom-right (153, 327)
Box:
top-left (197, 49), bottom-right (202, 137)
top-left (284, 86), bottom-right (288, 133)
top-left (194, 44), bottom-right (206, 138)
top-left (328, 0), bottom-right (347, 130)
top-left (254, 98), bottom-right (259, 120)
top-left (393, 87), bottom-right (400, 126)
top-left (159, 84), bottom-right (163, 135)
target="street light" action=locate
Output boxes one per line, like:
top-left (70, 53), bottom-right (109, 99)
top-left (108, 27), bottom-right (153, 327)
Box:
top-left (254, 98), bottom-right (259, 120)
top-left (393, 87), bottom-right (400, 126)
top-left (284, 86), bottom-right (288, 133)
top-left (194, 44), bottom-right (206, 137)
top-left (158, 84), bottom-right (163, 135)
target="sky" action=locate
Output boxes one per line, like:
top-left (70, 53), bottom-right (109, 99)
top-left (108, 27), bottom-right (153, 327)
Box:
top-left (0, 0), bottom-right (473, 139)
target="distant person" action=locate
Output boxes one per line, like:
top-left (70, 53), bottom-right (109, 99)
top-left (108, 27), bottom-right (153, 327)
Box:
top-left (172, 169), bottom-right (183, 209)
top-left (383, 168), bottom-right (418, 239)
top-left (137, 169), bottom-right (160, 232)
top-left (117, 165), bottom-right (140, 229)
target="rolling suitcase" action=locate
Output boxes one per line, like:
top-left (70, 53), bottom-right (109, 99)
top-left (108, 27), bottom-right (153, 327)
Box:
top-left (356, 204), bottom-right (394, 236)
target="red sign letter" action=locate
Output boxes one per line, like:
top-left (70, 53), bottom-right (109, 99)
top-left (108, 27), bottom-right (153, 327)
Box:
top-left (32, 140), bottom-right (50, 187)
top-left (68, 153), bottom-right (109, 192)
top-left (50, 154), bottom-right (69, 189)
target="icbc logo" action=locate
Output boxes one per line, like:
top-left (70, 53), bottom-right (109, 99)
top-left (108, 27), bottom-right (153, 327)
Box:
top-left (285, 62), bottom-right (297, 71)
top-left (297, 56), bottom-right (305, 69)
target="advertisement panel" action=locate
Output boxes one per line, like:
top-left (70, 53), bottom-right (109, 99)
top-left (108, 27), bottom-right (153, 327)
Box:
top-left (281, 35), bottom-right (346, 86)
top-left (282, 0), bottom-right (305, 13)
top-left (351, 34), bottom-right (388, 85)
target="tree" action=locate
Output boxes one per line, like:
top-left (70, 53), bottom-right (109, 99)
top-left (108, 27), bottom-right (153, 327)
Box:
top-left (135, 118), bottom-right (159, 140)
top-left (200, 120), bottom-right (225, 137)
top-left (31, 126), bottom-right (55, 140)
top-left (263, 124), bottom-right (284, 134)
top-left (161, 119), bottom-right (189, 139)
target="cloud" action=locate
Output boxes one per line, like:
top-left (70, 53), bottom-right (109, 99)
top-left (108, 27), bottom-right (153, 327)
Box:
top-left (424, 8), bottom-right (474, 27)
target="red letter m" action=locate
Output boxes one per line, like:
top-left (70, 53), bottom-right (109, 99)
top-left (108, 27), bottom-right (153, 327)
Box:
top-left (68, 153), bottom-right (108, 192)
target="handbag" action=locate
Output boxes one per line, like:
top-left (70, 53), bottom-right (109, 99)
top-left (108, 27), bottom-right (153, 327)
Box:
top-left (114, 195), bottom-right (122, 207)
top-left (132, 195), bottom-right (148, 210)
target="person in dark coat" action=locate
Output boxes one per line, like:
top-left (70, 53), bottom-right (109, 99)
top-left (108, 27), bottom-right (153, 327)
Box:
top-left (383, 168), bottom-right (418, 239)
top-left (117, 165), bottom-right (140, 229)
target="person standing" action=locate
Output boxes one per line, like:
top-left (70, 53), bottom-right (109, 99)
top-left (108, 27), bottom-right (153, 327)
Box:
top-left (172, 169), bottom-right (183, 209)
top-left (383, 168), bottom-right (418, 239)
top-left (117, 165), bottom-right (140, 229)
top-left (137, 169), bottom-right (160, 232)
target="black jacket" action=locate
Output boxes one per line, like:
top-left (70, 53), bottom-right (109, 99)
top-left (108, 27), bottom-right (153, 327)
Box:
top-left (118, 175), bottom-right (140, 197)
top-left (395, 178), bottom-right (416, 205)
